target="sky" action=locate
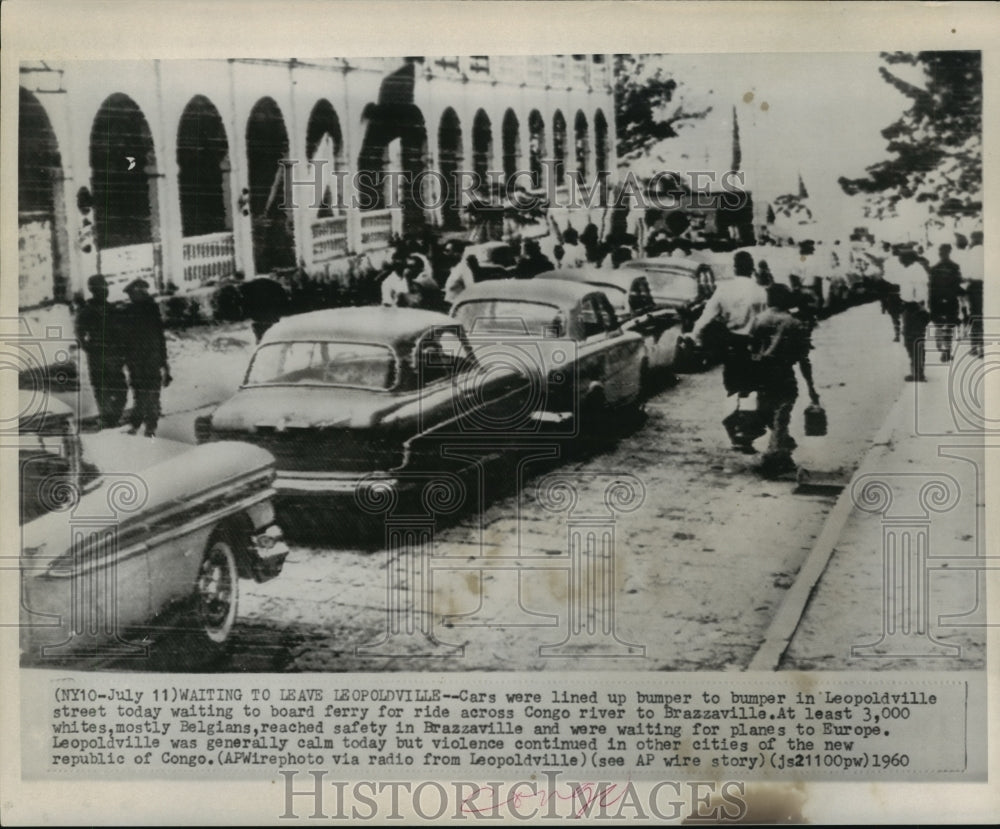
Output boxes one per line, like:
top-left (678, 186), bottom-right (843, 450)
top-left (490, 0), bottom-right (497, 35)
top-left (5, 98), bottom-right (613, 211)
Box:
top-left (638, 52), bottom-right (917, 240)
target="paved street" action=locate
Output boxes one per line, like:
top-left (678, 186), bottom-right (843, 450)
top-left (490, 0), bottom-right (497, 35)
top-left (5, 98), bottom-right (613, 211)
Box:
top-left (116, 300), bottom-right (977, 673)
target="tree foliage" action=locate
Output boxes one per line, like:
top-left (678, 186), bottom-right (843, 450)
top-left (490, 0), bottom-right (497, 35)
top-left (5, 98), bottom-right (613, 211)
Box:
top-left (614, 55), bottom-right (712, 162)
top-left (839, 51), bottom-right (981, 219)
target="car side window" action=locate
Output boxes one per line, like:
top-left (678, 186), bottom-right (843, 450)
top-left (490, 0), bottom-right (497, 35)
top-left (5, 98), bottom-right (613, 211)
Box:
top-left (579, 297), bottom-right (604, 339)
top-left (416, 328), bottom-right (465, 386)
top-left (591, 294), bottom-right (620, 332)
top-left (628, 278), bottom-right (654, 314)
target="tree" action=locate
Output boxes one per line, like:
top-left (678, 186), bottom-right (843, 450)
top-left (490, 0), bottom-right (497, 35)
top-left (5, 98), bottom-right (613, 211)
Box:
top-left (839, 51), bottom-right (981, 220)
top-left (614, 55), bottom-right (712, 162)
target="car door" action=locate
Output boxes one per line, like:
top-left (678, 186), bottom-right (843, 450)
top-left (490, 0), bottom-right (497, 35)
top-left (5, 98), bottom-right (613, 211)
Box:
top-left (586, 292), bottom-right (644, 406)
top-left (629, 277), bottom-right (681, 370)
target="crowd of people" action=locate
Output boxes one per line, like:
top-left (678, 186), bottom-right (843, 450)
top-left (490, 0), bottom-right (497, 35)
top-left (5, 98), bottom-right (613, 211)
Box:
top-left (75, 214), bottom-right (983, 462)
top-left (680, 230), bottom-right (983, 478)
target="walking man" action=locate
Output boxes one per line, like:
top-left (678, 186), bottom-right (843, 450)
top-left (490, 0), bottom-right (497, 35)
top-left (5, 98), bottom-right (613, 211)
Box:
top-left (928, 244), bottom-right (964, 363)
top-left (749, 284), bottom-right (820, 478)
top-left (689, 250), bottom-right (768, 450)
top-left (884, 246), bottom-right (931, 382)
top-left (120, 279), bottom-right (171, 437)
top-left (953, 232), bottom-right (984, 357)
top-left (75, 275), bottom-right (128, 429)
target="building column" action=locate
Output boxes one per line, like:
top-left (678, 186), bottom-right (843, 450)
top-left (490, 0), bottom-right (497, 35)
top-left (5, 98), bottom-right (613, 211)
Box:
top-left (850, 472), bottom-right (962, 657)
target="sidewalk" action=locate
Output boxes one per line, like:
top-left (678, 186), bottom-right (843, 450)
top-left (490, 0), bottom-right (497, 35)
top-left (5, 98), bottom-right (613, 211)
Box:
top-left (773, 333), bottom-right (988, 670)
top-left (62, 320), bottom-right (258, 442)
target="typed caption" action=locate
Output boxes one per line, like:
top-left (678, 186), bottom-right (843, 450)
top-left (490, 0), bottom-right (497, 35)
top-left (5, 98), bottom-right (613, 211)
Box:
top-left (24, 671), bottom-right (984, 782)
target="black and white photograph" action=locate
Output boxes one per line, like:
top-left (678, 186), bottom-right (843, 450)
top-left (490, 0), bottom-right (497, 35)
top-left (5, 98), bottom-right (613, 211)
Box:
top-left (2, 1), bottom-right (997, 824)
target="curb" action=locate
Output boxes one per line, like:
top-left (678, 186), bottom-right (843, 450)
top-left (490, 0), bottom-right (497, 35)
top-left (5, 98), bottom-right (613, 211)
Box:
top-left (746, 382), bottom-right (911, 671)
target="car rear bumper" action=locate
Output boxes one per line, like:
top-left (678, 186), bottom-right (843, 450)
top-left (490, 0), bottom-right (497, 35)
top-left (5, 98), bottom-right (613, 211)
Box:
top-left (274, 470), bottom-right (403, 495)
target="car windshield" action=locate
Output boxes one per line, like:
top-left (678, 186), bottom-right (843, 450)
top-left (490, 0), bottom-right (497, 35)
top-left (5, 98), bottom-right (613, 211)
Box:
top-left (453, 300), bottom-right (567, 338)
top-left (588, 284), bottom-right (629, 315)
top-left (639, 269), bottom-right (699, 301)
top-left (245, 341), bottom-right (397, 390)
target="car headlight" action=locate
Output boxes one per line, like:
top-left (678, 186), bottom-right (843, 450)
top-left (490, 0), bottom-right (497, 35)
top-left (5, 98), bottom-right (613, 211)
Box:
top-left (254, 524), bottom-right (284, 548)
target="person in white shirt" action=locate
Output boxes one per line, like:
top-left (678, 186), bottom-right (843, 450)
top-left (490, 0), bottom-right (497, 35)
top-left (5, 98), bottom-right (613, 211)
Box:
top-left (690, 250), bottom-right (769, 341)
top-left (381, 254), bottom-right (411, 307)
top-left (883, 247), bottom-right (930, 381)
top-left (560, 227), bottom-right (587, 269)
top-left (689, 250), bottom-right (769, 451)
top-left (443, 253), bottom-right (477, 305)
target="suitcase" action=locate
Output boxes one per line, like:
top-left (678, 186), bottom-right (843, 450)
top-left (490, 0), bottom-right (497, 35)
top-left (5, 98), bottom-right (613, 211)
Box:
top-left (804, 402), bottom-right (827, 437)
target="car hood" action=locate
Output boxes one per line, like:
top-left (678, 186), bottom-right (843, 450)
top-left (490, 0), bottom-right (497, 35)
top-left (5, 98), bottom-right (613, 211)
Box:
top-left (208, 384), bottom-right (412, 432)
top-left (22, 439), bottom-right (277, 560)
top-left (80, 431), bottom-right (191, 474)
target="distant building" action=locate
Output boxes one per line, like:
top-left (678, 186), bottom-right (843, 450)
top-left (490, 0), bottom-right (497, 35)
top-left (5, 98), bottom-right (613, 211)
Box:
top-left (18, 56), bottom-right (616, 308)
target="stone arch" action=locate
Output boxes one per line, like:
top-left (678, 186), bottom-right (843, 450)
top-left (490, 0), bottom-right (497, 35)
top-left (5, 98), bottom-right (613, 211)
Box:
top-left (90, 93), bottom-right (159, 252)
top-left (246, 96), bottom-right (295, 273)
top-left (19, 87), bottom-right (68, 306)
top-left (528, 109), bottom-right (545, 188)
top-left (176, 95), bottom-right (231, 237)
top-left (438, 107), bottom-right (463, 230)
top-left (305, 98), bottom-right (344, 217)
top-left (501, 108), bottom-right (520, 186)
top-left (472, 109), bottom-right (493, 192)
top-left (574, 110), bottom-right (589, 180)
top-left (552, 109), bottom-right (567, 185)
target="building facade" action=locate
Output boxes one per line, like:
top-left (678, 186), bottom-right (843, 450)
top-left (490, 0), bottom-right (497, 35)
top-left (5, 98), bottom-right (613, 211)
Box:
top-left (18, 55), bottom-right (616, 308)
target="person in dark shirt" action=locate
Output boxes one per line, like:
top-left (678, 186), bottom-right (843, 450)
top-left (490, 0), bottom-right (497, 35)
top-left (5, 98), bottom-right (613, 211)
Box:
top-left (120, 279), bottom-right (171, 438)
top-left (75, 274), bottom-right (128, 429)
top-left (515, 238), bottom-right (554, 279)
top-left (241, 276), bottom-right (289, 342)
top-left (749, 284), bottom-right (820, 478)
top-left (928, 243), bottom-right (964, 362)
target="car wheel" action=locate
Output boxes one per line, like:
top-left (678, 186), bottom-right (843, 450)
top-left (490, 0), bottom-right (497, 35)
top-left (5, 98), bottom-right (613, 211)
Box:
top-left (580, 388), bottom-right (609, 437)
top-left (192, 534), bottom-right (239, 646)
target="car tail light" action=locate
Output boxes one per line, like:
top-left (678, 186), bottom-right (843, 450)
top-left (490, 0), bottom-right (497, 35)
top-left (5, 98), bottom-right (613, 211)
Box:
top-left (194, 414), bottom-right (213, 444)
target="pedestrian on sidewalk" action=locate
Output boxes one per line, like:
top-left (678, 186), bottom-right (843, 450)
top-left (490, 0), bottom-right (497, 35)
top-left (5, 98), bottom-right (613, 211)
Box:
top-left (884, 245), bottom-right (931, 382)
top-left (380, 248), bottom-right (411, 307)
top-left (953, 231), bottom-right (984, 357)
top-left (75, 275), bottom-right (128, 429)
top-left (748, 284), bottom-right (820, 478)
top-left (688, 250), bottom-right (768, 450)
top-left (120, 279), bottom-right (171, 438)
top-left (928, 243), bottom-right (964, 363)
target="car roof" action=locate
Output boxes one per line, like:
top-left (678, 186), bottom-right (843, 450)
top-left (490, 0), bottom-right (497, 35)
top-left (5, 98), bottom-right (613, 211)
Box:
top-left (537, 268), bottom-right (637, 292)
top-left (626, 257), bottom-right (703, 272)
top-left (260, 307), bottom-right (458, 347)
top-left (454, 278), bottom-right (597, 307)
top-left (468, 241), bottom-right (511, 254)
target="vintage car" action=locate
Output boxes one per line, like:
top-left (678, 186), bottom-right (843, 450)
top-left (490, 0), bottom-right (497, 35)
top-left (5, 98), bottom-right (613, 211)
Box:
top-left (621, 256), bottom-right (718, 328)
top-left (464, 241), bottom-right (520, 280)
top-left (195, 306), bottom-right (535, 495)
top-left (450, 279), bottom-right (647, 433)
top-left (18, 393), bottom-right (288, 664)
top-left (536, 267), bottom-right (684, 383)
